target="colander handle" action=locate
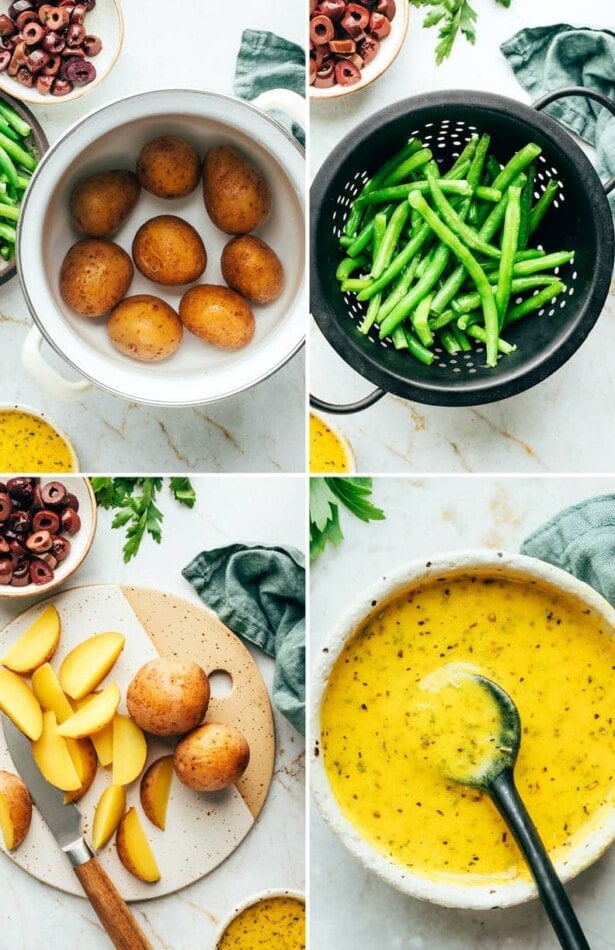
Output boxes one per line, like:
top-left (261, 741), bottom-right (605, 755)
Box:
top-left (533, 86), bottom-right (615, 194)
top-left (310, 389), bottom-right (385, 414)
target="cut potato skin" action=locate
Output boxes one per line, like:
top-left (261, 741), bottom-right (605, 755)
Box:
top-left (92, 784), bottom-right (126, 850)
top-left (70, 170), bottom-right (141, 238)
top-left (116, 807), bottom-right (161, 883)
top-left (174, 721), bottom-right (250, 792)
top-left (1, 604), bottom-right (61, 675)
top-left (127, 657), bottom-right (210, 736)
top-left (59, 239), bottom-right (134, 318)
top-left (140, 756), bottom-right (174, 830)
top-left (179, 284), bottom-right (255, 349)
top-left (108, 294), bottom-right (183, 362)
top-left (0, 770), bottom-right (32, 850)
top-left (221, 235), bottom-right (284, 304)
top-left (132, 215), bottom-right (207, 286)
top-left (59, 631), bottom-right (126, 701)
top-left (137, 136), bottom-right (201, 199)
top-left (64, 737), bottom-right (97, 804)
top-left (0, 668), bottom-right (43, 741)
top-left (203, 145), bottom-right (271, 234)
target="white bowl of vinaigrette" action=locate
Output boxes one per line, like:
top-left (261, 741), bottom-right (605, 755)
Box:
top-left (0, 405), bottom-right (78, 473)
top-left (311, 551), bottom-right (615, 908)
top-left (215, 889), bottom-right (305, 949)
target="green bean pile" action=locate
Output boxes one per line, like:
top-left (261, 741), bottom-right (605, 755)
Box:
top-left (336, 135), bottom-right (574, 368)
top-left (0, 101), bottom-right (39, 263)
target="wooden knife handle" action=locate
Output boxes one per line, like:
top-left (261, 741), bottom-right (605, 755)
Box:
top-left (74, 856), bottom-right (152, 950)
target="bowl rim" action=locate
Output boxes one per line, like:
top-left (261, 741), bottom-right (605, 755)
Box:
top-left (309, 410), bottom-right (356, 473)
top-left (0, 475), bottom-right (96, 599)
top-left (310, 2), bottom-right (409, 100)
top-left (0, 0), bottom-right (124, 106)
top-left (213, 887), bottom-right (306, 948)
top-left (0, 403), bottom-right (79, 473)
top-left (311, 549), bottom-right (615, 909)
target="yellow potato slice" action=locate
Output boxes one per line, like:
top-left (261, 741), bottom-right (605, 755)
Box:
top-left (75, 694), bottom-right (113, 766)
top-left (0, 668), bottom-right (43, 741)
top-left (1, 605), bottom-right (61, 675)
top-left (112, 715), bottom-right (147, 786)
top-left (140, 756), bottom-right (174, 830)
top-left (116, 807), bottom-right (160, 882)
top-left (64, 738), bottom-right (97, 804)
top-left (31, 663), bottom-right (74, 724)
top-left (59, 632), bottom-right (126, 701)
top-left (92, 785), bottom-right (126, 850)
top-left (0, 770), bottom-right (32, 850)
top-left (57, 684), bottom-right (121, 739)
top-left (32, 711), bottom-right (81, 791)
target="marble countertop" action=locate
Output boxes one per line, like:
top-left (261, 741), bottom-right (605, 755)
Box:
top-left (310, 475), bottom-right (615, 949)
top-left (0, 475), bottom-right (305, 948)
top-left (0, 0), bottom-right (305, 473)
top-left (310, 0), bottom-right (615, 473)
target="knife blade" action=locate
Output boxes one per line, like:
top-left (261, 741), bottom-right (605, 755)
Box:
top-left (3, 716), bottom-right (152, 950)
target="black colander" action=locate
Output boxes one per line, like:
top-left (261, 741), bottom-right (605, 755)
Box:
top-left (310, 88), bottom-right (615, 412)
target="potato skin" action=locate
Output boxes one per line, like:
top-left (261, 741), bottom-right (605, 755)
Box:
top-left (137, 135), bottom-right (201, 199)
top-left (127, 657), bottom-right (210, 736)
top-left (59, 239), bottom-right (134, 318)
top-left (221, 235), bottom-right (284, 304)
top-left (70, 170), bottom-right (141, 238)
top-left (203, 145), bottom-right (271, 234)
top-left (179, 284), bottom-right (255, 349)
top-left (132, 215), bottom-right (207, 286)
top-left (173, 722), bottom-right (250, 792)
top-left (108, 295), bottom-right (183, 362)
top-left (0, 770), bottom-right (32, 850)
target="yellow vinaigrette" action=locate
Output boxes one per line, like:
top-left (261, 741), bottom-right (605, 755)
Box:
top-left (309, 413), bottom-right (351, 473)
top-left (321, 573), bottom-right (615, 882)
top-left (0, 410), bottom-right (75, 472)
top-left (218, 895), bottom-right (305, 949)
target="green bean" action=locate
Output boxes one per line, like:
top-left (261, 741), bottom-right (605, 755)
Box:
top-left (377, 256), bottom-right (421, 321)
top-left (416, 245), bottom-right (437, 278)
top-left (356, 179), bottom-right (472, 208)
top-left (378, 241), bottom-right (451, 339)
top-left (359, 292), bottom-right (382, 335)
top-left (0, 131), bottom-right (36, 171)
top-left (372, 201), bottom-right (409, 279)
top-left (491, 143), bottom-right (541, 195)
top-left (529, 179), bottom-right (559, 235)
top-left (372, 213), bottom-right (387, 264)
top-left (392, 324), bottom-right (409, 349)
top-left (427, 172), bottom-right (501, 259)
top-left (0, 102), bottom-right (31, 139)
top-left (452, 275), bottom-right (566, 314)
top-left (0, 145), bottom-right (19, 200)
top-left (341, 277), bottom-right (371, 292)
top-left (465, 324), bottom-right (516, 355)
top-left (448, 134), bottom-right (479, 175)
top-left (406, 191), bottom-right (500, 366)
top-left (343, 139), bottom-right (422, 236)
top-left (451, 324), bottom-right (472, 351)
top-left (512, 250), bottom-right (574, 276)
top-left (474, 185), bottom-right (502, 202)
top-left (467, 134), bottom-right (490, 187)
top-left (404, 328), bottom-right (435, 365)
top-left (0, 121), bottom-right (19, 143)
top-left (495, 185), bottom-right (521, 327)
top-left (429, 309), bottom-right (457, 331)
top-left (504, 281), bottom-right (567, 326)
top-left (517, 162), bottom-right (535, 250)
top-left (411, 293), bottom-right (434, 346)
top-left (345, 203), bottom-right (393, 257)
top-left (0, 222), bottom-right (16, 243)
top-left (384, 148), bottom-right (432, 186)
top-left (335, 255), bottom-right (369, 281)
top-left (356, 222), bottom-right (431, 301)
top-left (455, 311), bottom-right (481, 331)
top-left (439, 328), bottom-right (461, 354)
top-left (486, 154), bottom-right (502, 184)
top-left (0, 203), bottom-right (19, 222)
top-left (339, 235), bottom-right (354, 248)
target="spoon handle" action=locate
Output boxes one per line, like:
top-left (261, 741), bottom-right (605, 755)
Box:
top-left (490, 769), bottom-right (590, 950)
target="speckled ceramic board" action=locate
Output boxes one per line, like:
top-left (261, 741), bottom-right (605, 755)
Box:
top-left (0, 585), bottom-right (275, 901)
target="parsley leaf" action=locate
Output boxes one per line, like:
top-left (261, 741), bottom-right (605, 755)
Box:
top-left (310, 477), bottom-right (385, 560)
top-left (411, 0), bottom-right (511, 63)
top-left (169, 477), bottom-right (197, 509)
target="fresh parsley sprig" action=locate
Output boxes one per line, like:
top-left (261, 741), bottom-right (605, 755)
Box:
top-left (410, 0), bottom-right (512, 64)
top-left (91, 477), bottom-right (196, 563)
top-left (310, 477), bottom-right (385, 560)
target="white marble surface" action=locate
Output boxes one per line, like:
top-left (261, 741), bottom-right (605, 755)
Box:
top-left (310, 0), bottom-right (615, 473)
top-left (0, 475), bottom-right (305, 948)
top-left (0, 0), bottom-right (305, 473)
top-left (310, 475), bottom-right (615, 949)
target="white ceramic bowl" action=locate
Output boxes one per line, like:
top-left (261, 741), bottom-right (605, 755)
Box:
top-left (0, 475), bottom-right (96, 599)
top-left (309, 411), bottom-right (356, 473)
top-left (0, 403), bottom-right (79, 471)
top-left (310, 2), bottom-right (409, 100)
top-left (0, 0), bottom-right (124, 106)
top-left (311, 550), bottom-right (615, 909)
top-left (214, 888), bottom-right (305, 948)
top-left (18, 88), bottom-right (305, 406)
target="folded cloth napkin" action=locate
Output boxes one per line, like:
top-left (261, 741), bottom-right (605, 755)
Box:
top-left (501, 24), bottom-right (615, 207)
top-left (521, 495), bottom-right (615, 605)
top-left (234, 28), bottom-right (305, 147)
top-left (182, 544), bottom-right (305, 736)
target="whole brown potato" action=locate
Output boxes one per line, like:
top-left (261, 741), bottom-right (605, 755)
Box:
top-left (0, 770), bottom-right (32, 850)
top-left (179, 284), bottom-right (255, 349)
top-left (127, 657), bottom-right (210, 736)
top-left (59, 239), bottom-right (134, 317)
top-left (221, 235), bottom-right (284, 304)
top-left (173, 722), bottom-right (250, 791)
top-left (70, 169), bottom-right (141, 238)
top-left (203, 145), bottom-right (271, 234)
top-left (136, 135), bottom-right (201, 199)
top-left (132, 215), bottom-right (207, 286)
top-left (108, 295), bottom-right (183, 362)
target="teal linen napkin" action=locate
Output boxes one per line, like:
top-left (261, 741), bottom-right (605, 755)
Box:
top-left (501, 25), bottom-right (615, 206)
top-left (234, 29), bottom-right (305, 147)
top-left (521, 495), bottom-right (615, 605)
top-left (182, 544), bottom-right (305, 736)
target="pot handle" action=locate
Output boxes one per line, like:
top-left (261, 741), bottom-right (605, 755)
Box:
top-left (310, 388), bottom-right (386, 415)
top-left (533, 85), bottom-right (615, 194)
top-left (22, 325), bottom-right (91, 401)
top-left (251, 89), bottom-right (306, 131)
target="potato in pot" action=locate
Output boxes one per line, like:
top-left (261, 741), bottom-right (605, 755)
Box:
top-left (59, 239), bottom-right (134, 318)
top-left (108, 295), bottom-right (183, 362)
top-left (179, 284), bottom-right (255, 349)
top-left (203, 145), bottom-right (271, 234)
top-left (137, 135), bottom-right (201, 199)
top-left (132, 215), bottom-right (207, 286)
top-left (127, 656), bottom-right (210, 736)
top-left (70, 170), bottom-right (141, 238)
top-left (173, 721), bottom-right (250, 792)
top-left (221, 235), bottom-right (284, 304)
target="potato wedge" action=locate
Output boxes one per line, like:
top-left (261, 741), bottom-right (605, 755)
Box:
top-left (140, 756), bottom-right (173, 830)
top-left (75, 694), bottom-right (113, 766)
top-left (31, 663), bottom-right (74, 724)
top-left (64, 738), bottom-right (97, 804)
top-left (112, 715), bottom-right (147, 787)
top-left (92, 785), bottom-right (126, 850)
top-left (0, 770), bottom-right (32, 850)
top-left (1, 605), bottom-right (60, 675)
top-left (57, 684), bottom-right (121, 739)
top-left (59, 632), bottom-right (125, 701)
top-left (32, 711), bottom-right (81, 791)
top-left (0, 668), bottom-right (43, 741)
top-left (116, 807), bottom-right (160, 882)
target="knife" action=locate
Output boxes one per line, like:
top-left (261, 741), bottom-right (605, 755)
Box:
top-left (3, 716), bottom-right (152, 950)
